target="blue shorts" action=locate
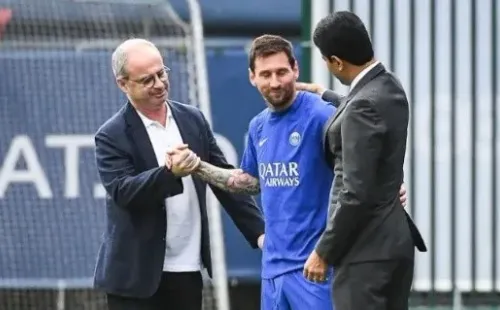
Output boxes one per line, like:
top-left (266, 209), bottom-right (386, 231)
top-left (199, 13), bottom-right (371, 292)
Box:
top-left (261, 269), bottom-right (334, 310)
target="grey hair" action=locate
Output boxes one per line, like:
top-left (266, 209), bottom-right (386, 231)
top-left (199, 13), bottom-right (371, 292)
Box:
top-left (111, 38), bottom-right (157, 78)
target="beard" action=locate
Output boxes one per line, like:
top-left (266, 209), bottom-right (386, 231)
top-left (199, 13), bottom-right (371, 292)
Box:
top-left (263, 86), bottom-right (295, 109)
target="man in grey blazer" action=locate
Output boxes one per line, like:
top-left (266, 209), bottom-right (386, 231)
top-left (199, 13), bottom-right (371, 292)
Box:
top-left (302, 11), bottom-right (427, 310)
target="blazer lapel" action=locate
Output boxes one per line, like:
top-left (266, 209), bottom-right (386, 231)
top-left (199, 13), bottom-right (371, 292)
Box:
top-left (168, 101), bottom-right (207, 207)
top-left (322, 63), bottom-right (386, 151)
top-left (335, 63), bottom-right (386, 122)
top-left (124, 102), bottom-right (159, 169)
top-left (168, 101), bottom-right (201, 155)
top-left (347, 62), bottom-right (386, 100)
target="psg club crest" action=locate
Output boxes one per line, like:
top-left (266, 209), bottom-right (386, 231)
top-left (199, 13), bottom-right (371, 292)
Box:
top-left (289, 131), bottom-right (301, 146)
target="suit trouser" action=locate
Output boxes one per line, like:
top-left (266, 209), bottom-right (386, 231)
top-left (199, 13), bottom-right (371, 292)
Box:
top-left (332, 259), bottom-right (414, 310)
top-left (106, 271), bottom-right (202, 310)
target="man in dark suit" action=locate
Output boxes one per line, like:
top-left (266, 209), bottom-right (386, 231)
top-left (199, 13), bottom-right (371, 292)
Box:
top-left (93, 38), bottom-right (265, 310)
top-left (303, 11), bottom-right (426, 310)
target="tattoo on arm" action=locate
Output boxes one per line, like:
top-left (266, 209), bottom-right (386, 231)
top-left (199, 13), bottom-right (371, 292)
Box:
top-left (194, 161), bottom-right (260, 195)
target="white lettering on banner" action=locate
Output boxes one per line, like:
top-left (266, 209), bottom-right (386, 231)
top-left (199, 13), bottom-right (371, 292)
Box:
top-left (93, 183), bottom-right (106, 199)
top-left (0, 134), bottom-right (99, 199)
top-left (258, 162), bottom-right (300, 187)
top-left (45, 135), bottom-right (94, 198)
top-left (0, 133), bottom-right (239, 200)
top-left (0, 135), bottom-right (53, 199)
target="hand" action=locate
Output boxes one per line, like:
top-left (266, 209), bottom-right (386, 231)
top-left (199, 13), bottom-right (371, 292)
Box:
top-left (257, 234), bottom-right (265, 249)
top-left (166, 144), bottom-right (200, 177)
top-left (303, 250), bottom-right (328, 282)
top-left (296, 82), bottom-right (326, 96)
top-left (165, 144), bottom-right (188, 169)
top-left (399, 184), bottom-right (407, 207)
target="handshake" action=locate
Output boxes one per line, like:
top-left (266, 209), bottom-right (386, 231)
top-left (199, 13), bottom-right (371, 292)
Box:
top-left (165, 144), bottom-right (201, 177)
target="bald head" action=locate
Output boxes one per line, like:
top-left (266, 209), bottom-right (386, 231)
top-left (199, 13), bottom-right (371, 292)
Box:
top-left (111, 38), bottom-right (159, 78)
top-left (112, 38), bottom-right (169, 111)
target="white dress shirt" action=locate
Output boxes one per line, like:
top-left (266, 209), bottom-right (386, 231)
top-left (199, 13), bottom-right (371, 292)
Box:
top-left (350, 60), bottom-right (380, 91)
top-left (137, 104), bottom-right (202, 272)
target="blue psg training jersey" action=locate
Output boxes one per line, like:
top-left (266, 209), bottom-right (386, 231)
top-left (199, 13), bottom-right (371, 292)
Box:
top-left (240, 91), bottom-right (336, 279)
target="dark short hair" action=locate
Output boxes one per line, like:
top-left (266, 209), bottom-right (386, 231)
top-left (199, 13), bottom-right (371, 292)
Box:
top-left (248, 34), bottom-right (296, 72)
top-left (313, 11), bottom-right (374, 66)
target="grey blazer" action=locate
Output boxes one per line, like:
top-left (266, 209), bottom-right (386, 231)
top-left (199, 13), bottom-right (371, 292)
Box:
top-left (316, 63), bottom-right (426, 267)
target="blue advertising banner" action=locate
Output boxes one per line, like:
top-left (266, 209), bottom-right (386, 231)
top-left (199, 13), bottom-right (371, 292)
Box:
top-left (0, 45), bottom-right (302, 287)
top-left (0, 0), bottom-right (299, 27)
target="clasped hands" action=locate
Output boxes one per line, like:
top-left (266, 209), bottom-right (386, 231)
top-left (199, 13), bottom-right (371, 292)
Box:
top-left (165, 144), bottom-right (200, 177)
top-left (165, 145), bottom-right (265, 251)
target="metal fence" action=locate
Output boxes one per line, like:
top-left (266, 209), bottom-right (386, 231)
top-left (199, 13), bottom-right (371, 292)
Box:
top-left (305, 0), bottom-right (500, 303)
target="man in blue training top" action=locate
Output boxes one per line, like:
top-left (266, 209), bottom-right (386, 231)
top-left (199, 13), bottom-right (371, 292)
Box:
top-left (167, 34), bottom-right (407, 310)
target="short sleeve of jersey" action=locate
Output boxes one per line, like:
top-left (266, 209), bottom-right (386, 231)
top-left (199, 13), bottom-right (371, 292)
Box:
top-left (240, 125), bottom-right (259, 178)
top-left (315, 101), bottom-right (337, 126)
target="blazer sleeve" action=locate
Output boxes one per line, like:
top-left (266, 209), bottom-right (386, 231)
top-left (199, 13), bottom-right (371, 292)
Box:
top-left (315, 99), bottom-right (385, 263)
top-left (321, 89), bottom-right (344, 108)
top-left (95, 130), bottom-right (183, 211)
top-left (198, 111), bottom-right (265, 248)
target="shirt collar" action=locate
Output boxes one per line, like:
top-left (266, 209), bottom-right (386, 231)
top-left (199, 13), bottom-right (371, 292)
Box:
top-left (350, 60), bottom-right (380, 91)
top-left (136, 102), bottom-right (172, 128)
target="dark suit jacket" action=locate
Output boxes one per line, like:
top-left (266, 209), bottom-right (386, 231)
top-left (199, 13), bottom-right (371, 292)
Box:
top-left (93, 100), bottom-right (265, 298)
top-left (321, 90), bottom-right (343, 108)
top-left (316, 63), bottom-right (426, 267)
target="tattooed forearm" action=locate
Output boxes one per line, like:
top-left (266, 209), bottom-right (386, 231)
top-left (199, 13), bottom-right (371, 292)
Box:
top-left (194, 161), bottom-right (260, 195)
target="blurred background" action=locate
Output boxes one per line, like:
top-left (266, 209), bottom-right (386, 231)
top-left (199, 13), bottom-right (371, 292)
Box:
top-left (0, 0), bottom-right (498, 309)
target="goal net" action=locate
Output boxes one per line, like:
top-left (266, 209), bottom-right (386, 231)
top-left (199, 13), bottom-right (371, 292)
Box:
top-left (0, 0), bottom-right (228, 309)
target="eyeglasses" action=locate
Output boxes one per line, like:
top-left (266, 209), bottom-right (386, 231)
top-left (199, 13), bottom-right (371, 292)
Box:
top-left (123, 65), bottom-right (170, 88)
